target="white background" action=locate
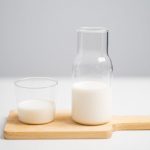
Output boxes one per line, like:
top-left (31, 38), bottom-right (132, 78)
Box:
top-left (0, 0), bottom-right (150, 77)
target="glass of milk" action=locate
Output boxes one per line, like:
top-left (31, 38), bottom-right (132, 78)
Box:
top-left (15, 77), bottom-right (58, 124)
top-left (72, 27), bottom-right (113, 125)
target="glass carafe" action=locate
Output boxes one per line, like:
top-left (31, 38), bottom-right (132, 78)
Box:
top-left (72, 27), bottom-right (113, 125)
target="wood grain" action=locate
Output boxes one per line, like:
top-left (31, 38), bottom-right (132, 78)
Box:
top-left (4, 111), bottom-right (150, 139)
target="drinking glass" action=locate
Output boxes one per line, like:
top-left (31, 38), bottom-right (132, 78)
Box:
top-left (15, 77), bottom-right (58, 124)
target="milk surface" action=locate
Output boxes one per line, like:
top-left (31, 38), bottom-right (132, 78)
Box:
top-left (17, 99), bottom-right (55, 124)
top-left (72, 81), bottom-right (112, 125)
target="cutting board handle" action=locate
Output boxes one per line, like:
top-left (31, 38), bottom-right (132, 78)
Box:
top-left (113, 116), bottom-right (150, 131)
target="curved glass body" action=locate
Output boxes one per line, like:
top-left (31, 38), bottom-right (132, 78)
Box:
top-left (72, 27), bottom-right (113, 125)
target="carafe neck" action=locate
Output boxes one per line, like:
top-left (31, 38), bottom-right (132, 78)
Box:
top-left (77, 27), bottom-right (108, 56)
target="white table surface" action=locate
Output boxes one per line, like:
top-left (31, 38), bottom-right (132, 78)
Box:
top-left (0, 77), bottom-right (150, 150)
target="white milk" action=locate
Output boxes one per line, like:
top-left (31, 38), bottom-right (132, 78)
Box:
top-left (72, 81), bottom-right (112, 125)
top-left (17, 99), bottom-right (55, 124)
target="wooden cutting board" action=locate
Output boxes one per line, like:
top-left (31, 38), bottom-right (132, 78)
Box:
top-left (4, 111), bottom-right (150, 139)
